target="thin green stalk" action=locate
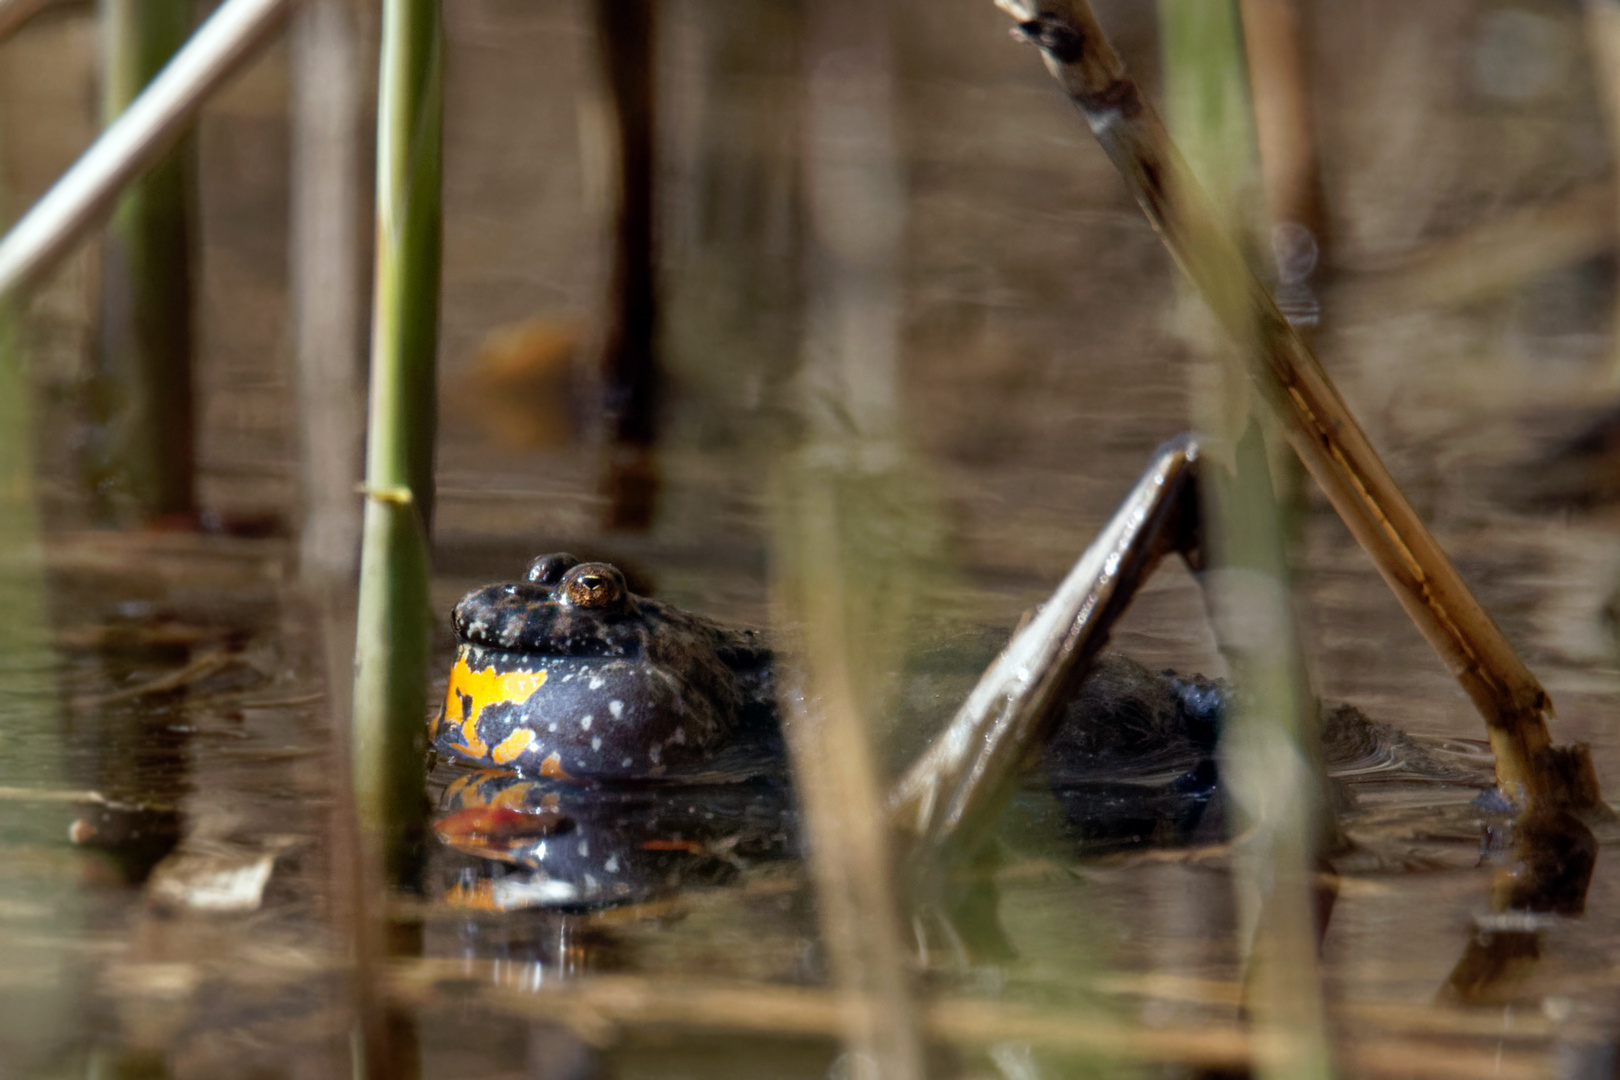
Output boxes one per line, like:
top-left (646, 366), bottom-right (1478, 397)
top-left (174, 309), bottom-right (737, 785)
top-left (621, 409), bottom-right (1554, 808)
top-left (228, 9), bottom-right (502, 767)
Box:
top-left (351, 0), bottom-right (442, 886)
top-left (350, 6), bottom-right (440, 1077)
top-left (87, 0), bottom-right (196, 522)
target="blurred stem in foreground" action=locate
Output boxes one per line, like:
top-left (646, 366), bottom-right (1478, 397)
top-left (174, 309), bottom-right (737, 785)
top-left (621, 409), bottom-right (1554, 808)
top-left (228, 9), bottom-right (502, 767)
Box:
top-left (769, 9), bottom-right (926, 1078)
top-left (291, 0), bottom-right (366, 583)
top-left (1158, 6), bottom-right (1332, 1077)
top-left (86, 0), bottom-right (196, 524)
top-left (352, 0), bottom-right (441, 890)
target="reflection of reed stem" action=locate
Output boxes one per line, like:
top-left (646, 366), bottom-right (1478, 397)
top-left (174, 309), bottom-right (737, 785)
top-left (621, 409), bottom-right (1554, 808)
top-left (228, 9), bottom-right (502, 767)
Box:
top-left (996, 0), bottom-right (1598, 813)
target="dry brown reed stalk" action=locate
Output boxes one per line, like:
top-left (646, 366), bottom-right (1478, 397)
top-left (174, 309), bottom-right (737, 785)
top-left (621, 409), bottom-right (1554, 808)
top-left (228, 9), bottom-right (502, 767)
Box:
top-left (993, 0), bottom-right (1601, 814)
top-left (1239, 0), bottom-right (1330, 281)
top-left (384, 963), bottom-right (1556, 1080)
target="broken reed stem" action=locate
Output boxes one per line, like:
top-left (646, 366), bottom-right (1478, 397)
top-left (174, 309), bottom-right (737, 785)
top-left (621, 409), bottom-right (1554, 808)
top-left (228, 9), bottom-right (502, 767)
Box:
top-left (996, 0), bottom-right (1590, 811)
top-left (887, 439), bottom-right (1198, 851)
top-left (351, 0), bottom-right (441, 886)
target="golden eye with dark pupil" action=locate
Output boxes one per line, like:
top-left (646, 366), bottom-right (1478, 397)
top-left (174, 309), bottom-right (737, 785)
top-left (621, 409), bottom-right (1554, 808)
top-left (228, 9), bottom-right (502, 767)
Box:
top-left (565, 573), bottom-right (620, 609)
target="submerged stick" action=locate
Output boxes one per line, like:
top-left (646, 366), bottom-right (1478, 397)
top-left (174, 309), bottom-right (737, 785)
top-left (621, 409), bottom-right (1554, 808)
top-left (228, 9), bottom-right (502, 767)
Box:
top-left (995, 0), bottom-right (1597, 812)
top-left (0, 0), bottom-right (293, 299)
top-left (889, 438), bottom-right (1201, 850)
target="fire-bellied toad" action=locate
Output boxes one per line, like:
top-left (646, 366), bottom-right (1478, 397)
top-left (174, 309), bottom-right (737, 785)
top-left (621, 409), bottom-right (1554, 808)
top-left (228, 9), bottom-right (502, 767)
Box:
top-left (434, 553), bottom-right (775, 781)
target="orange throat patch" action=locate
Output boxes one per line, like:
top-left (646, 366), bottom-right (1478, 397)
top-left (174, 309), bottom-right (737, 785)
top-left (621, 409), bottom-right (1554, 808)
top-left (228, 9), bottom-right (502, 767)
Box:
top-left (443, 655), bottom-right (549, 759)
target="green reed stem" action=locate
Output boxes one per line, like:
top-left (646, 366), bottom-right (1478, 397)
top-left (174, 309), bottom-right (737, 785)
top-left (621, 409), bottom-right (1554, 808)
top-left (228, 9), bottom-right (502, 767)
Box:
top-left (351, 0), bottom-right (442, 886)
top-left (86, 0), bottom-right (196, 523)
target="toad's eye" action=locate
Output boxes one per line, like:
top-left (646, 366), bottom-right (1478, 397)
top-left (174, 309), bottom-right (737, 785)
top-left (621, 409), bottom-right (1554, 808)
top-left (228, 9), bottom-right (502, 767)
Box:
top-left (559, 564), bottom-right (628, 611)
top-left (526, 552), bottom-right (580, 587)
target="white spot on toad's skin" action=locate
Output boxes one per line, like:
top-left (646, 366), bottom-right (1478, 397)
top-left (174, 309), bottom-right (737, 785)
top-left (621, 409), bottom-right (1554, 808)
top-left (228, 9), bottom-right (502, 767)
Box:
top-left (648, 744), bottom-right (661, 765)
top-left (589, 677), bottom-right (605, 691)
top-left (548, 721), bottom-right (558, 733)
top-left (580, 715), bottom-right (592, 730)
top-left (671, 727), bottom-right (686, 745)
top-left (584, 873), bottom-right (598, 891)
top-left (591, 736), bottom-right (601, 751)
top-left (577, 839), bottom-right (589, 856)
top-left (609, 700), bottom-right (624, 719)
top-left (604, 855), bottom-right (619, 873)
top-left (621, 756), bottom-right (633, 767)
